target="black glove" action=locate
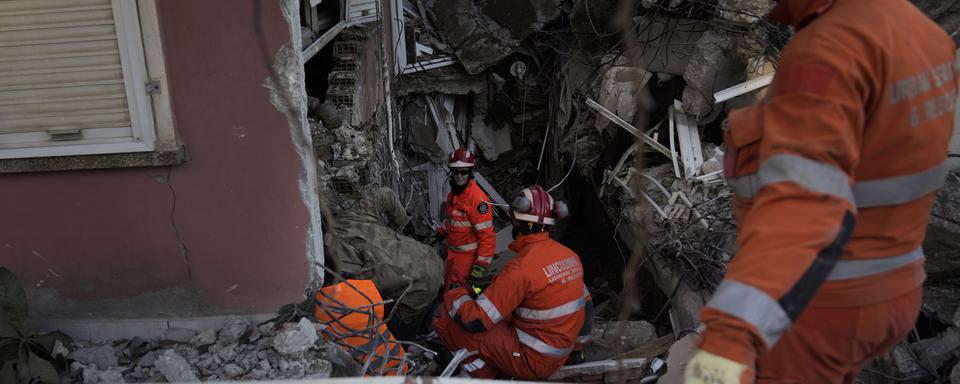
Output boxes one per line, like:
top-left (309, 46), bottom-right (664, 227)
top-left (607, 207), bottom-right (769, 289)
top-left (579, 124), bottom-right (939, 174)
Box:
top-left (469, 264), bottom-right (487, 290)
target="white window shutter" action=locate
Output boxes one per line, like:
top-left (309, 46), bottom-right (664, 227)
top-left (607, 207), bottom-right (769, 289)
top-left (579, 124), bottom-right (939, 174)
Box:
top-left (347, 0), bottom-right (379, 24)
top-left (0, 0), bottom-right (155, 159)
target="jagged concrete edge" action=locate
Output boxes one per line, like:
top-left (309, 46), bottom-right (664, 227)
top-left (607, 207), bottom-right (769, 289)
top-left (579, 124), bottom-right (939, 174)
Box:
top-left (266, 0), bottom-right (325, 293)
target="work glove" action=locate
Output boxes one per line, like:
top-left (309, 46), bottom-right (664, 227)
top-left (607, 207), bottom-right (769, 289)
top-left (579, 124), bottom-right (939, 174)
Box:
top-left (469, 263), bottom-right (487, 284)
top-left (683, 350), bottom-right (749, 384)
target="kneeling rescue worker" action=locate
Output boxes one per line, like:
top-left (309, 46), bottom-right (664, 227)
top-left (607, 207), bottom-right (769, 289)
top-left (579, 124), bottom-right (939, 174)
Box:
top-left (685, 0), bottom-right (957, 383)
top-left (432, 185), bottom-right (591, 379)
top-left (437, 148), bottom-right (496, 288)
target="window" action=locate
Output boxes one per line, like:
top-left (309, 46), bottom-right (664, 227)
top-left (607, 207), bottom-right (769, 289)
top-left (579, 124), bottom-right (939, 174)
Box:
top-left (0, 0), bottom-right (173, 161)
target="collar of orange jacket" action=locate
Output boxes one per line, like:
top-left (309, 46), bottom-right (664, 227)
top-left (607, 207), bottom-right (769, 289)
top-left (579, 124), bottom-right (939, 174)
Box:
top-left (509, 231), bottom-right (550, 253)
top-left (768, 0), bottom-right (834, 27)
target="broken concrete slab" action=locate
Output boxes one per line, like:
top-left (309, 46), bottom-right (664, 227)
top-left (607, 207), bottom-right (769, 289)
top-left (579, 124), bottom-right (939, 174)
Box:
top-left (717, 0), bottom-right (774, 24)
top-left (582, 320), bottom-right (657, 361)
top-left (191, 329), bottom-right (216, 347)
top-left (68, 345), bottom-right (118, 370)
top-left (421, 0), bottom-right (561, 74)
top-left (155, 349), bottom-right (200, 383)
top-left (952, 360), bottom-right (960, 384)
top-left (595, 66), bottom-right (652, 138)
top-left (549, 358), bottom-right (648, 380)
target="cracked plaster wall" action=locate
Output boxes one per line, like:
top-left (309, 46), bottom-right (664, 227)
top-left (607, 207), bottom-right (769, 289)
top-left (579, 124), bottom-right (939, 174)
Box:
top-left (4, 0), bottom-right (315, 319)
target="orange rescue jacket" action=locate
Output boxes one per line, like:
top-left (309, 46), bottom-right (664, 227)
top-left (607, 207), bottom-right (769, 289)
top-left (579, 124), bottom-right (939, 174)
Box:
top-left (702, 0), bottom-right (957, 365)
top-left (315, 280), bottom-right (409, 376)
top-left (444, 179), bottom-right (496, 266)
top-left (444, 232), bottom-right (588, 363)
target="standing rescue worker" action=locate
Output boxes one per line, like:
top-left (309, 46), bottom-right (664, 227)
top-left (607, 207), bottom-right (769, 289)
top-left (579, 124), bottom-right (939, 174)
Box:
top-left (437, 148), bottom-right (496, 288)
top-left (686, 0), bottom-right (957, 383)
top-left (432, 185), bottom-right (591, 379)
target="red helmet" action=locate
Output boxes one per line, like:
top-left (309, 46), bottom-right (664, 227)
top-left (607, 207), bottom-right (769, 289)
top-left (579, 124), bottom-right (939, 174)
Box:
top-left (510, 185), bottom-right (569, 225)
top-left (448, 148), bottom-right (476, 168)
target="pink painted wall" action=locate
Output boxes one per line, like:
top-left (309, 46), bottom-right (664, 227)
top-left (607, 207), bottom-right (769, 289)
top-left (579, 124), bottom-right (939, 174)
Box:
top-left (2, 0), bottom-right (313, 317)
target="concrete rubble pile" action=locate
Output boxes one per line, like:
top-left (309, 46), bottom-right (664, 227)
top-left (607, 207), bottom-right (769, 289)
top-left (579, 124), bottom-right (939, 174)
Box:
top-left (65, 316), bottom-right (384, 383)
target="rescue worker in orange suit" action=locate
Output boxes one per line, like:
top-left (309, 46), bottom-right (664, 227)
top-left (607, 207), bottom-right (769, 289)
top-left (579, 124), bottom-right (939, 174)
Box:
top-left (436, 148), bottom-right (496, 288)
top-left (685, 0), bottom-right (957, 383)
top-left (432, 185), bottom-right (594, 379)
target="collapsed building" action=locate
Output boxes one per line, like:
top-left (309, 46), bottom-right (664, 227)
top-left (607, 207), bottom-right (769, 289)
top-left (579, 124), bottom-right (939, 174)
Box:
top-left (2, 0), bottom-right (959, 382)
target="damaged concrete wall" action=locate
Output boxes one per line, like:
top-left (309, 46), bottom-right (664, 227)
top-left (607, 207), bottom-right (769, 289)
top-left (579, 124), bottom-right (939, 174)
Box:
top-left (421, 0), bottom-right (562, 74)
top-left (2, 0), bottom-right (316, 319)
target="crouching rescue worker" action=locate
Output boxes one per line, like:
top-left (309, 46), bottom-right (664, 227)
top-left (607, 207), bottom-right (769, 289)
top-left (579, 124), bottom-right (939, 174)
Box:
top-left (685, 0), bottom-right (957, 383)
top-left (437, 148), bottom-right (496, 288)
top-left (432, 185), bottom-right (591, 379)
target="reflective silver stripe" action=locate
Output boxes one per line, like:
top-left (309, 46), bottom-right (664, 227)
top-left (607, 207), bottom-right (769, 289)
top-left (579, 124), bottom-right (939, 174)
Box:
top-left (583, 287), bottom-right (590, 298)
top-left (476, 256), bottom-right (493, 264)
top-left (577, 335), bottom-right (593, 344)
top-left (516, 329), bottom-right (573, 357)
top-left (854, 163), bottom-right (947, 208)
top-left (827, 247), bottom-right (924, 281)
top-left (449, 220), bottom-right (472, 227)
top-left (473, 221), bottom-right (493, 230)
top-left (476, 294), bottom-right (503, 323)
top-left (450, 243), bottom-right (478, 252)
top-left (462, 358), bottom-right (486, 372)
top-left (725, 174), bottom-right (759, 198)
top-left (756, 154), bottom-right (855, 204)
top-left (706, 279), bottom-right (792, 347)
top-left (515, 297), bottom-right (585, 320)
top-left (728, 162), bottom-right (947, 208)
top-left (449, 294), bottom-right (471, 317)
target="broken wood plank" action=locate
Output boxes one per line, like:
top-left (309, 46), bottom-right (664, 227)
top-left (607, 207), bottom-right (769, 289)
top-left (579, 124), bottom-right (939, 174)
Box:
top-left (673, 101), bottom-right (704, 178)
top-left (612, 335), bottom-right (675, 360)
top-left (586, 98), bottom-right (671, 157)
top-left (302, 21), bottom-right (347, 62)
top-left (668, 103), bottom-right (681, 178)
top-left (713, 74), bottom-right (775, 103)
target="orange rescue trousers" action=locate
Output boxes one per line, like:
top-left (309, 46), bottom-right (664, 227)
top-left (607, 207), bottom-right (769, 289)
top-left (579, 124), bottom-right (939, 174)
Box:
top-left (432, 306), bottom-right (566, 379)
top-left (444, 251), bottom-right (475, 288)
top-left (705, 287), bottom-right (921, 383)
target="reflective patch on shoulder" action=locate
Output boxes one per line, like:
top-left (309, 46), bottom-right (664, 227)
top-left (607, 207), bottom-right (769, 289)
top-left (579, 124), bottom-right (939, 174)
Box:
top-left (773, 64), bottom-right (835, 96)
top-left (477, 202), bottom-right (489, 214)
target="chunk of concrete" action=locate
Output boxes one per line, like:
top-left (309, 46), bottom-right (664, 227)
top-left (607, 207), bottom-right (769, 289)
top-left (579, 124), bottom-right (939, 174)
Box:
top-left (893, 328), bottom-right (960, 380)
top-left (218, 315), bottom-right (251, 345)
top-left (191, 329), bottom-right (217, 347)
top-left (162, 327), bottom-right (197, 344)
top-left (73, 362), bottom-right (126, 384)
top-left (68, 345), bottom-right (118, 370)
top-left (273, 318), bottom-right (319, 356)
top-left (155, 349), bottom-right (199, 383)
top-left (223, 363), bottom-right (245, 379)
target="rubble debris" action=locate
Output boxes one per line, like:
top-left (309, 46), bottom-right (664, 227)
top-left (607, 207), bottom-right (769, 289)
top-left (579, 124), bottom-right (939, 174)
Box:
top-left (420, 0), bottom-right (561, 74)
top-left (658, 332), bottom-right (700, 384)
top-left (681, 30), bottom-right (745, 120)
top-left (68, 345), bottom-right (118, 370)
top-left (595, 65), bottom-right (652, 137)
top-left (191, 329), bottom-right (216, 347)
top-left (549, 358), bottom-right (648, 380)
top-left (892, 328), bottom-right (960, 381)
top-left (582, 320), bottom-right (658, 362)
top-left (73, 362), bottom-right (127, 384)
top-left (952, 361), bottom-right (960, 384)
top-left (217, 315), bottom-right (251, 346)
top-left (273, 318), bottom-right (319, 356)
top-left (155, 349), bottom-right (200, 383)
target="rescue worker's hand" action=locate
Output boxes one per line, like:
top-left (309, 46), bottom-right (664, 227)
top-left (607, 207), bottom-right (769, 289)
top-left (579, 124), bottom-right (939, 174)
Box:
top-left (683, 350), bottom-right (749, 384)
top-left (468, 264), bottom-right (487, 286)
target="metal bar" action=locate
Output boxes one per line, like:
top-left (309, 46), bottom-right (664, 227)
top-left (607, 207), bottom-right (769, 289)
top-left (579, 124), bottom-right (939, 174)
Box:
top-left (302, 21), bottom-right (347, 62)
top-left (586, 98), bottom-right (671, 157)
top-left (714, 74), bottom-right (775, 103)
